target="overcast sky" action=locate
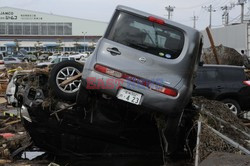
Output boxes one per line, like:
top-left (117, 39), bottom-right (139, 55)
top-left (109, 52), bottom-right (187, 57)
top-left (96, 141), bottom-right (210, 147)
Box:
top-left (0, 0), bottom-right (249, 30)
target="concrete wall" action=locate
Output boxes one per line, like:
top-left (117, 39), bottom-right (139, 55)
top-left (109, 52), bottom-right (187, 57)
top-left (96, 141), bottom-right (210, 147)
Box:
top-left (201, 23), bottom-right (248, 55)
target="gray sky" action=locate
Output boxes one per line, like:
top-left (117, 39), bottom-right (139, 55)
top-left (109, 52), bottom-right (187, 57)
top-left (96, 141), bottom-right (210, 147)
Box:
top-left (0, 0), bottom-right (249, 30)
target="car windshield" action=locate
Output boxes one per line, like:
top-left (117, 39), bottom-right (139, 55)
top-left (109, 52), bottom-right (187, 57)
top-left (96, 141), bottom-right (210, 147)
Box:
top-left (106, 11), bottom-right (184, 59)
top-left (51, 58), bottom-right (60, 63)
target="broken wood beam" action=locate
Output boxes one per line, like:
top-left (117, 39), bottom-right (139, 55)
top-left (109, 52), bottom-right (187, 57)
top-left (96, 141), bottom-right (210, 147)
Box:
top-left (206, 27), bottom-right (220, 64)
top-left (59, 73), bottom-right (82, 87)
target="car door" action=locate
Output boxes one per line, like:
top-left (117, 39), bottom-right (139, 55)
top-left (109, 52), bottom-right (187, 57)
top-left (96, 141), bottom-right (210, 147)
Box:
top-left (193, 67), bottom-right (223, 99)
top-left (96, 10), bottom-right (185, 88)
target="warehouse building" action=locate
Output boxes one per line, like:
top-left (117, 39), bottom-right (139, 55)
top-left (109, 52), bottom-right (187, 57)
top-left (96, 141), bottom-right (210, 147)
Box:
top-left (0, 7), bottom-right (108, 54)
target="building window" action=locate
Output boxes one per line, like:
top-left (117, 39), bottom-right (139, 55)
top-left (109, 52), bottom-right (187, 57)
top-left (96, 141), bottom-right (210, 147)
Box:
top-left (14, 23), bottom-right (22, 35)
top-left (64, 23), bottom-right (72, 35)
top-left (0, 47), bottom-right (6, 51)
top-left (0, 22), bottom-right (72, 36)
top-left (48, 23), bottom-right (56, 35)
top-left (41, 23), bottom-right (48, 35)
top-left (23, 23), bottom-right (31, 35)
top-left (7, 23), bottom-right (14, 35)
top-left (31, 23), bottom-right (39, 35)
top-left (0, 23), bottom-right (6, 35)
top-left (56, 23), bottom-right (64, 35)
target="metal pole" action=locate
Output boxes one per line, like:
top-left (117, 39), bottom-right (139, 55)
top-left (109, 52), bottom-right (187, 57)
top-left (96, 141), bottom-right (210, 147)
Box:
top-left (84, 34), bottom-right (86, 52)
top-left (195, 121), bottom-right (201, 166)
top-left (209, 5), bottom-right (212, 28)
top-left (241, 3), bottom-right (244, 23)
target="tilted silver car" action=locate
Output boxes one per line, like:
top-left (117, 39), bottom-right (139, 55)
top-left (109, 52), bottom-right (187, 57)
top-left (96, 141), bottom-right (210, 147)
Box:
top-left (79, 5), bottom-right (202, 115)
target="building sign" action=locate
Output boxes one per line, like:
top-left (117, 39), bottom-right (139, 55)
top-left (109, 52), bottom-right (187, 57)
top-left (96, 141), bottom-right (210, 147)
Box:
top-left (0, 11), bottom-right (17, 20)
top-left (21, 14), bottom-right (43, 20)
top-left (0, 11), bottom-right (43, 20)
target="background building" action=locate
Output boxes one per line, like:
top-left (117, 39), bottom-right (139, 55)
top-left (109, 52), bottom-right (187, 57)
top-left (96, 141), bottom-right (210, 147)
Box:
top-left (0, 7), bottom-right (108, 54)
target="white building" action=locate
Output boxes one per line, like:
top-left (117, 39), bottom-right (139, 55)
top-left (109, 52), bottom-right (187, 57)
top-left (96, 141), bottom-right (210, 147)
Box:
top-left (0, 7), bottom-right (108, 54)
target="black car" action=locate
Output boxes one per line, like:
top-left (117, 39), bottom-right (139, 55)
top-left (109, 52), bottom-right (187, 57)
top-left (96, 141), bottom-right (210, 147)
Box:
top-left (193, 64), bottom-right (250, 115)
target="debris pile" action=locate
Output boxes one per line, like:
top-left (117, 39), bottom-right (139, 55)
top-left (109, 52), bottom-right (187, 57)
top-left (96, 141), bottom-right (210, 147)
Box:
top-left (0, 116), bottom-right (29, 159)
top-left (202, 45), bottom-right (244, 66)
top-left (193, 97), bottom-right (250, 163)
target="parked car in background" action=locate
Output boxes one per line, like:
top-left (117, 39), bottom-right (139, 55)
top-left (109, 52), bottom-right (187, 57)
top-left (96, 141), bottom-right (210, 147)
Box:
top-left (24, 54), bottom-right (37, 62)
top-left (68, 53), bottom-right (85, 60)
top-left (193, 64), bottom-right (250, 116)
top-left (38, 54), bottom-right (49, 61)
top-left (79, 53), bottom-right (90, 63)
top-left (48, 53), bottom-right (62, 61)
top-left (9, 53), bottom-right (26, 61)
top-left (3, 57), bottom-right (22, 65)
top-left (0, 53), bottom-right (5, 70)
top-left (36, 56), bottom-right (76, 67)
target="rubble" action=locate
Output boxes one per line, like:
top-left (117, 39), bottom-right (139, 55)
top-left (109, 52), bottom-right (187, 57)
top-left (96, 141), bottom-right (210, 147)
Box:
top-left (193, 97), bottom-right (250, 163)
top-left (202, 45), bottom-right (244, 66)
top-left (0, 62), bottom-right (249, 165)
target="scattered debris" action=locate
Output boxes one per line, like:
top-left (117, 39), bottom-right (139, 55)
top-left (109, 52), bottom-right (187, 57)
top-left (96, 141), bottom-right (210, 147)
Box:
top-left (193, 97), bottom-right (250, 163)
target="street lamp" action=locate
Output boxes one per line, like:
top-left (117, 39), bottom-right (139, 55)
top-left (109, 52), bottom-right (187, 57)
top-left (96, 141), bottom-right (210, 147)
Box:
top-left (82, 32), bottom-right (87, 52)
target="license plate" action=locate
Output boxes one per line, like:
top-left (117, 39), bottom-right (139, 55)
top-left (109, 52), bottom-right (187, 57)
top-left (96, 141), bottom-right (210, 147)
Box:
top-left (117, 89), bottom-right (142, 105)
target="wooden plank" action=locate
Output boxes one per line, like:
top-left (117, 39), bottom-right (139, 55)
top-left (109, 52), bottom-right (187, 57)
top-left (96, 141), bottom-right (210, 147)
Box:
top-left (59, 73), bottom-right (82, 87)
top-left (206, 27), bottom-right (220, 64)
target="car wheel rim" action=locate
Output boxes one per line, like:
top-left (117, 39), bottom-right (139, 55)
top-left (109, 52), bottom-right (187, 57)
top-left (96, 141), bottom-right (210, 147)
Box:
top-left (56, 66), bottom-right (81, 94)
top-left (225, 103), bottom-right (238, 115)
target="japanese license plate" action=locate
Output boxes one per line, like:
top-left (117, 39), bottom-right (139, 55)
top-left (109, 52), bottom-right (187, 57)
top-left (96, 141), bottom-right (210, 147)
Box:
top-left (117, 89), bottom-right (142, 105)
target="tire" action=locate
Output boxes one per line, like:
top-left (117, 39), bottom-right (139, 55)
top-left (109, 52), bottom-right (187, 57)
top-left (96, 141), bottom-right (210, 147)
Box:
top-left (49, 60), bottom-right (84, 101)
top-left (222, 99), bottom-right (241, 116)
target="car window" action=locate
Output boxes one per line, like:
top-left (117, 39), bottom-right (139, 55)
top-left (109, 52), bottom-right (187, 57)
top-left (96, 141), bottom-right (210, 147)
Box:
top-left (52, 58), bottom-right (60, 63)
top-left (61, 58), bottom-right (68, 61)
top-left (106, 11), bottom-right (184, 59)
top-left (9, 58), bottom-right (16, 61)
top-left (220, 68), bottom-right (246, 81)
top-left (196, 69), bottom-right (219, 83)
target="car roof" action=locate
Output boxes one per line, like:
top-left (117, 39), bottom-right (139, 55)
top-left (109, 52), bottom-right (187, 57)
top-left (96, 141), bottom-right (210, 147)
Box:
top-left (116, 5), bottom-right (198, 34)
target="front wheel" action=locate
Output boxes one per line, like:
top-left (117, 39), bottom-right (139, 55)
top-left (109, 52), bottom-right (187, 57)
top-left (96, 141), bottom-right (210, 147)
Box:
top-left (222, 99), bottom-right (241, 116)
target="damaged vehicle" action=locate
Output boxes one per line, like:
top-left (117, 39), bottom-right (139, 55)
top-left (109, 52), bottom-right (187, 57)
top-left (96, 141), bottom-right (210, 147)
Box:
top-left (14, 6), bottom-right (202, 160)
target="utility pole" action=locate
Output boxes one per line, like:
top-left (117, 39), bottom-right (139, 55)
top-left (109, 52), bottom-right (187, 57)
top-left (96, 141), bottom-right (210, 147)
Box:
top-left (191, 13), bottom-right (198, 29)
top-left (237, 0), bottom-right (247, 23)
top-left (202, 5), bottom-right (216, 28)
top-left (165, 5), bottom-right (175, 20)
top-left (221, 4), bottom-right (234, 25)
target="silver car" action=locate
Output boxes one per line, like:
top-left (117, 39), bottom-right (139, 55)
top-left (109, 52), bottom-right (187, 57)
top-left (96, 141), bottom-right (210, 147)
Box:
top-left (80, 6), bottom-right (202, 115)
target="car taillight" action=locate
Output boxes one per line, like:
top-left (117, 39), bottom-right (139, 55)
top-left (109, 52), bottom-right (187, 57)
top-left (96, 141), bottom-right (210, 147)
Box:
top-left (243, 80), bottom-right (250, 86)
top-left (0, 61), bottom-right (4, 65)
top-left (148, 83), bottom-right (177, 97)
top-left (94, 64), bottom-right (123, 78)
top-left (148, 16), bottom-right (165, 25)
top-left (94, 64), bottom-right (178, 97)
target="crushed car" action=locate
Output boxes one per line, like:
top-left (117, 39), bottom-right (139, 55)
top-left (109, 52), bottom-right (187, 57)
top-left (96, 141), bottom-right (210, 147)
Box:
top-left (14, 5), bottom-right (203, 160)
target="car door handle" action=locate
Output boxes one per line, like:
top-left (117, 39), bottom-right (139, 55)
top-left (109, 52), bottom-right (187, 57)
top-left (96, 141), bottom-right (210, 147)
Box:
top-left (107, 47), bottom-right (121, 56)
